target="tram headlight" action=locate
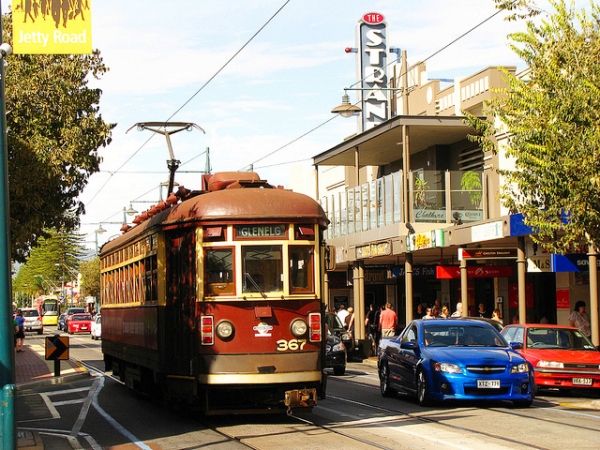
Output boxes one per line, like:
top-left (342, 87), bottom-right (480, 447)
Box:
top-left (216, 320), bottom-right (235, 341)
top-left (290, 318), bottom-right (308, 337)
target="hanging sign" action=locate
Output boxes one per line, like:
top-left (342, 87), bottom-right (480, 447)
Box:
top-left (12, 0), bottom-right (93, 54)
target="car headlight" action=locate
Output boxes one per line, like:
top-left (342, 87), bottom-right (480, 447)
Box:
top-left (537, 360), bottom-right (564, 369)
top-left (332, 342), bottom-right (346, 352)
top-left (216, 320), bottom-right (235, 341)
top-left (290, 319), bottom-right (308, 337)
top-left (434, 362), bottom-right (462, 373)
top-left (511, 363), bottom-right (529, 373)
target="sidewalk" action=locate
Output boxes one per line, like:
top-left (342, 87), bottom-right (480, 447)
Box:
top-left (14, 342), bottom-right (90, 449)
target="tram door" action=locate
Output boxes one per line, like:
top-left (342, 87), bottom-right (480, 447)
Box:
top-left (165, 230), bottom-right (197, 373)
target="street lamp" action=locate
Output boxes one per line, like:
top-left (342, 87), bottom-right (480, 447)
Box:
top-left (95, 225), bottom-right (106, 254)
top-left (123, 204), bottom-right (138, 223)
top-left (331, 93), bottom-right (361, 118)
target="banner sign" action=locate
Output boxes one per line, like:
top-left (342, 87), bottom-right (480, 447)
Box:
top-left (436, 265), bottom-right (513, 279)
top-left (12, 0), bottom-right (92, 54)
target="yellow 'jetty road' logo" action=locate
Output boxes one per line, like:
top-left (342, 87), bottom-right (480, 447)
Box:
top-left (12, 0), bottom-right (92, 54)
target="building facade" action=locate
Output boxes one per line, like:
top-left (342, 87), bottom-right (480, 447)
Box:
top-left (314, 42), bottom-right (600, 348)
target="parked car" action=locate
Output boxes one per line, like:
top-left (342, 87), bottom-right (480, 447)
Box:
top-left (501, 323), bottom-right (600, 393)
top-left (91, 315), bottom-right (101, 340)
top-left (57, 313), bottom-right (67, 331)
top-left (378, 319), bottom-right (534, 407)
top-left (67, 313), bottom-right (93, 334)
top-left (453, 316), bottom-right (505, 332)
top-left (325, 331), bottom-right (346, 376)
top-left (326, 312), bottom-right (354, 358)
top-left (21, 308), bottom-right (43, 335)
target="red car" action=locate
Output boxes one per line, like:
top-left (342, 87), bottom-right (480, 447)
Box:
top-left (501, 324), bottom-right (600, 393)
top-left (67, 313), bottom-right (93, 334)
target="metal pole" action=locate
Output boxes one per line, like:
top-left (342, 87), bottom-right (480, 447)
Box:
top-left (517, 237), bottom-right (527, 324)
top-left (588, 244), bottom-right (599, 345)
top-left (0, 3), bottom-right (16, 447)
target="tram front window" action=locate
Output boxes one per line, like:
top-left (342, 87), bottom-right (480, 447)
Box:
top-left (242, 245), bottom-right (283, 293)
top-left (206, 248), bottom-right (234, 296)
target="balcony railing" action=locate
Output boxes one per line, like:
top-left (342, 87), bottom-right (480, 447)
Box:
top-left (320, 170), bottom-right (484, 239)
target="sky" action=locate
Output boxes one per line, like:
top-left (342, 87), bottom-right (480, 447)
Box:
top-left (5, 0), bottom-right (538, 251)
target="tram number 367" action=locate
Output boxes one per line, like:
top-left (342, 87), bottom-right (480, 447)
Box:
top-left (276, 339), bottom-right (307, 351)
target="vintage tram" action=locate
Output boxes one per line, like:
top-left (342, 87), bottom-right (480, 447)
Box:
top-left (99, 172), bottom-right (330, 413)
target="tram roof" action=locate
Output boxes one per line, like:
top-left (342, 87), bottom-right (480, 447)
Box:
top-left (100, 185), bottom-right (328, 254)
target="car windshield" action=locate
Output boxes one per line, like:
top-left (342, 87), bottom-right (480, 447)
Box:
top-left (326, 313), bottom-right (345, 331)
top-left (423, 323), bottom-right (507, 347)
top-left (72, 315), bottom-right (92, 321)
top-left (526, 327), bottom-right (596, 350)
top-left (22, 310), bottom-right (39, 318)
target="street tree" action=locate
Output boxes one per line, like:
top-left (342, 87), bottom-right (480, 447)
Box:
top-left (78, 256), bottom-right (100, 300)
top-left (467, 0), bottom-right (600, 253)
top-left (1, 13), bottom-right (114, 263)
top-left (12, 230), bottom-right (86, 300)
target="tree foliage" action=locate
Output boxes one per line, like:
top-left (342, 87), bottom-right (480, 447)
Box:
top-left (467, 0), bottom-right (600, 253)
top-left (78, 256), bottom-right (100, 300)
top-left (12, 229), bottom-right (86, 298)
top-left (2, 13), bottom-right (114, 263)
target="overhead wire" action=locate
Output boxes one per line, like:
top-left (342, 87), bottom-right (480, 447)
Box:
top-left (84, 0), bottom-right (292, 208)
top-left (244, 7), bottom-right (506, 168)
top-left (86, 5), bottom-right (507, 229)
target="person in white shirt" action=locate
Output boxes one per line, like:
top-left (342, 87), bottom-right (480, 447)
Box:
top-left (337, 304), bottom-right (349, 324)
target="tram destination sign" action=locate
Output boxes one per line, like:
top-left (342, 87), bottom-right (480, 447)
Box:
top-left (236, 224), bottom-right (286, 238)
top-left (458, 248), bottom-right (517, 260)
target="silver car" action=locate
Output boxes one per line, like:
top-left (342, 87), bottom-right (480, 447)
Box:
top-left (91, 315), bottom-right (101, 340)
top-left (21, 308), bottom-right (43, 334)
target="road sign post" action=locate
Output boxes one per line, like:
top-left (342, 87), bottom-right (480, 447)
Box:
top-left (45, 335), bottom-right (69, 377)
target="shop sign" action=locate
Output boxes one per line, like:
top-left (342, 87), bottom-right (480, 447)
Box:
top-left (551, 253), bottom-right (600, 272)
top-left (359, 12), bottom-right (388, 131)
top-left (356, 240), bottom-right (391, 259)
top-left (458, 248), bottom-right (517, 260)
top-left (471, 221), bottom-right (504, 242)
top-left (527, 256), bottom-right (551, 272)
top-left (436, 265), bottom-right (513, 279)
top-left (406, 229), bottom-right (444, 252)
top-left (392, 265), bottom-right (436, 277)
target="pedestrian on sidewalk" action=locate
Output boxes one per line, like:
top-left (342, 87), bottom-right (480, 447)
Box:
top-left (15, 309), bottom-right (25, 352)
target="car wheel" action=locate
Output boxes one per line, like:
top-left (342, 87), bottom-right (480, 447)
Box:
top-left (417, 369), bottom-right (431, 406)
top-left (333, 366), bottom-right (346, 376)
top-left (379, 362), bottom-right (397, 397)
top-left (38, 329), bottom-right (43, 335)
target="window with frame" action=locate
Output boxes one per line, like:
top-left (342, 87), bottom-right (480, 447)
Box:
top-left (205, 248), bottom-right (234, 296)
top-left (289, 246), bottom-right (314, 294)
top-left (242, 245), bottom-right (283, 293)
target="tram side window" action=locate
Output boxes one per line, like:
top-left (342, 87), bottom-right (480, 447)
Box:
top-left (289, 246), bottom-right (314, 294)
top-left (242, 245), bottom-right (283, 293)
top-left (205, 248), bottom-right (234, 296)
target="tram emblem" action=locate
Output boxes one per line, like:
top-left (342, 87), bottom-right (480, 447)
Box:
top-left (253, 322), bottom-right (273, 337)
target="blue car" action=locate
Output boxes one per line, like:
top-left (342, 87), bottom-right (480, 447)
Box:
top-left (378, 319), bottom-right (534, 407)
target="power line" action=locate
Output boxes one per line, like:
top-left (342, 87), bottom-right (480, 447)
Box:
top-left (242, 7), bottom-right (506, 169)
top-left (84, 0), bottom-right (292, 207)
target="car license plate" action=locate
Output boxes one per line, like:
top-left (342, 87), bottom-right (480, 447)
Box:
top-left (573, 378), bottom-right (593, 386)
top-left (477, 379), bottom-right (500, 388)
